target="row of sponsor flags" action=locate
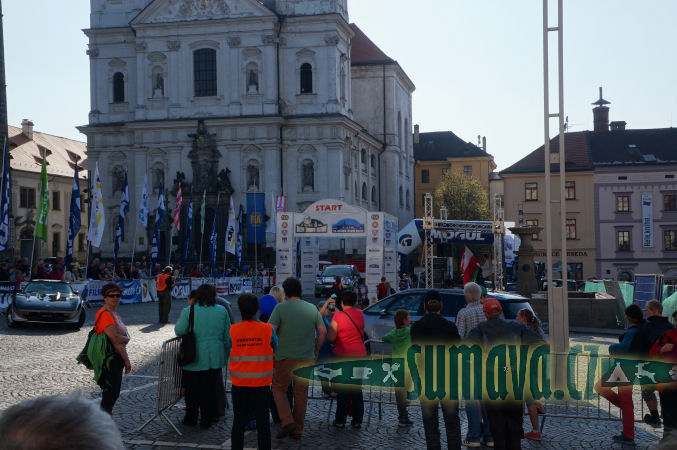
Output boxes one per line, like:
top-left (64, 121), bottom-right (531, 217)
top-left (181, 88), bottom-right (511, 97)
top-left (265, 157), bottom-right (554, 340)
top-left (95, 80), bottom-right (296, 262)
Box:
top-left (0, 147), bottom-right (288, 268)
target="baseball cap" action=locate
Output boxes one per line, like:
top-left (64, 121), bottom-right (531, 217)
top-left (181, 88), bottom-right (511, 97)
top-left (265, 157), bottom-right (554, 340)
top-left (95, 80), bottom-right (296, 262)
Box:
top-left (483, 298), bottom-right (502, 314)
top-left (423, 290), bottom-right (442, 307)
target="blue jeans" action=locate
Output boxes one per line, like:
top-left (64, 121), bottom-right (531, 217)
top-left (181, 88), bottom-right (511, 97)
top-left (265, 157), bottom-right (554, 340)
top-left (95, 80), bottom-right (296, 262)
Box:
top-left (465, 401), bottom-right (492, 443)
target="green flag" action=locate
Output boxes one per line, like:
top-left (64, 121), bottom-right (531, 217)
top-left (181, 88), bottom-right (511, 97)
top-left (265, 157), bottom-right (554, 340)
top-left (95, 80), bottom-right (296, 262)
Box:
top-left (200, 190), bottom-right (206, 233)
top-left (35, 157), bottom-right (50, 241)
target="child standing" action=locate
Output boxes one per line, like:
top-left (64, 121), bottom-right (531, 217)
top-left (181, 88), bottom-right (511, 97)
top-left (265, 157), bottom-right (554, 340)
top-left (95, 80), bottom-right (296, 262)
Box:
top-left (381, 309), bottom-right (413, 427)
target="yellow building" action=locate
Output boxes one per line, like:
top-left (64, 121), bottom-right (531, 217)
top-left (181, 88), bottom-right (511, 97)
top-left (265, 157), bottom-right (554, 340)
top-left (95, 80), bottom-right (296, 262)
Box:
top-left (500, 131), bottom-right (596, 280)
top-left (413, 130), bottom-right (496, 218)
top-left (7, 121), bottom-right (88, 264)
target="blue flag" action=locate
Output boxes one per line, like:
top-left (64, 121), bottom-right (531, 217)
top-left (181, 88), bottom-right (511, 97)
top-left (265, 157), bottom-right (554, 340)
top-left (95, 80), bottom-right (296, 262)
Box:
top-left (209, 197), bottom-right (220, 273)
top-left (237, 204), bottom-right (244, 268)
top-left (64, 162), bottom-right (81, 268)
top-left (113, 173), bottom-right (130, 267)
top-left (151, 184), bottom-right (166, 266)
top-left (246, 193), bottom-right (265, 244)
top-left (182, 190), bottom-right (193, 266)
top-left (0, 141), bottom-right (10, 252)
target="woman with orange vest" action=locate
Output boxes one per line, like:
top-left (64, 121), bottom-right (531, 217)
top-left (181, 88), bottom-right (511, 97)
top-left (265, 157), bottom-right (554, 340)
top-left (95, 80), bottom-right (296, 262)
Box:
top-left (230, 293), bottom-right (278, 450)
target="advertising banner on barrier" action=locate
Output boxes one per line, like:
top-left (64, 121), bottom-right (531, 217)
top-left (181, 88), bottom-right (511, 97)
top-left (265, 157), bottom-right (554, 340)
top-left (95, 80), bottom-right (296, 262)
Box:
top-left (229, 277), bottom-right (242, 294)
top-left (0, 281), bottom-right (16, 312)
top-left (242, 277), bottom-right (253, 293)
top-left (140, 279), bottom-right (156, 302)
top-left (216, 278), bottom-right (229, 295)
top-left (172, 279), bottom-right (190, 299)
top-left (87, 280), bottom-right (143, 304)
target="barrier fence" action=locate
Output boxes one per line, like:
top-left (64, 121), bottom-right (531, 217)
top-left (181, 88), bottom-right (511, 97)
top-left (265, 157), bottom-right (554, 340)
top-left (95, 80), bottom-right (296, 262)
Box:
top-left (144, 339), bottom-right (656, 436)
top-left (138, 337), bottom-right (184, 436)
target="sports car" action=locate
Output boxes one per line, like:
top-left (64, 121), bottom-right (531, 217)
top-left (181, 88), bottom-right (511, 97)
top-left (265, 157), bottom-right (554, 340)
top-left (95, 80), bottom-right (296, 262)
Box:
top-left (6, 280), bottom-right (86, 330)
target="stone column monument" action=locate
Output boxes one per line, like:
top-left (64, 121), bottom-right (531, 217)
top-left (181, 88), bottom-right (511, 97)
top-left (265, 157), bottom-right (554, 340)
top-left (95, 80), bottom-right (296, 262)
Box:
top-left (509, 225), bottom-right (543, 297)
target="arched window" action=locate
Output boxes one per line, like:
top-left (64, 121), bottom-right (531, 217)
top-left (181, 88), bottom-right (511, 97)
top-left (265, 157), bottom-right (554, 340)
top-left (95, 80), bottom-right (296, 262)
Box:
top-left (371, 186), bottom-right (376, 204)
top-left (113, 72), bottom-right (125, 103)
top-left (362, 183), bottom-right (367, 201)
top-left (302, 159), bottom-right (314, 192)
top-left (399, 186), bottom-right (403, 206)
top-left (361, 149), bottom-right (366, 165)
top-left (300, 63), bottom-right (313, 94)
top-left (398, 112), bottom-right (403, 151)
top-left (354, 181), bottom-right (358, 200)
top-left (194, 49), bottom-right (217, 97)
top-left (406, 189), bottom-right (410, 209)
top-left (404, 118), bottom-right (409, 153)
top-left (370, 155), bottom-right (376, 169)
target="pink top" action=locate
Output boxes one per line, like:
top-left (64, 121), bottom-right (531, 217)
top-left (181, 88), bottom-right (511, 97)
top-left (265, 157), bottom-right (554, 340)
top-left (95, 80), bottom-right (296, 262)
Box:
top-left (333, 308), bottom-right (367, 357)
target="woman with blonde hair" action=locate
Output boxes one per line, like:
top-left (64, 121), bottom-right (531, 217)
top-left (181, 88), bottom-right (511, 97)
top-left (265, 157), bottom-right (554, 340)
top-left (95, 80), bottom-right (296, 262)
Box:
top-left (269, 285), bottom-right (285, 303)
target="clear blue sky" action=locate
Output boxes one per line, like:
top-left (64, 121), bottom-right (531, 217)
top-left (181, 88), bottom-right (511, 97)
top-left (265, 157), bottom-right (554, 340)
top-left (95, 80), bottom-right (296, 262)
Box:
top-left (5, 0), bottom-right (677, 170)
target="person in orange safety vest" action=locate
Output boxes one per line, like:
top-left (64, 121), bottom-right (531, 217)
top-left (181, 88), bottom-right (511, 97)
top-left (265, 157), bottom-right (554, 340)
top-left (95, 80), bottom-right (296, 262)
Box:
top-left (229, 293), bottom-right (278, 450)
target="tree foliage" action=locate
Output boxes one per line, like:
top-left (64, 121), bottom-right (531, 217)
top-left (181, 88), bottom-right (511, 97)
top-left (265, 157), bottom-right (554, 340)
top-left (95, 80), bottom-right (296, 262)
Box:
top-left (432, 172), bottom-right (491, 221)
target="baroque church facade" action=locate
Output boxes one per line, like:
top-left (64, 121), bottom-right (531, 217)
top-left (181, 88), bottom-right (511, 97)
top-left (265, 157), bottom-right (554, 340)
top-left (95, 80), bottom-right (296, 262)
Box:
top-left (80, 0), bottom-right (414, 262)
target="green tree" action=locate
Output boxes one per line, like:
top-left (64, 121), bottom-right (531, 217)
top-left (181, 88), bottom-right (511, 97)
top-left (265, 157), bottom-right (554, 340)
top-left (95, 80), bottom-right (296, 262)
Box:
top-left (432, 172), bottom-right (490, 221)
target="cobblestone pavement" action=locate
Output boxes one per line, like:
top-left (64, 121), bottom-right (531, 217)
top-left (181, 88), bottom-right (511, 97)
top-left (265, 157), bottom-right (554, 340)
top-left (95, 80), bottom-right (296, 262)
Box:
top-left (0, 299), bottom-right (668, 449)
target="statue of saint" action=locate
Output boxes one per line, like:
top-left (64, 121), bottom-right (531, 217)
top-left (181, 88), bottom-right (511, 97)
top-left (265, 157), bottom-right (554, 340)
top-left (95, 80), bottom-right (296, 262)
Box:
top-left (247, 69), bottom-right (258, 94)
top-left (153, 72), bottom-right (164, 97)
top-left (247, 163), bottom-right (260, 191)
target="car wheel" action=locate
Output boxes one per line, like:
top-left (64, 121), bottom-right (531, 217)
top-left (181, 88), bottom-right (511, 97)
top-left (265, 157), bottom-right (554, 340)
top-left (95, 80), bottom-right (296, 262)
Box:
top-left (72, 309), bottom-right (86, 330)
top-left (6, 305), bottom-right (16, 328)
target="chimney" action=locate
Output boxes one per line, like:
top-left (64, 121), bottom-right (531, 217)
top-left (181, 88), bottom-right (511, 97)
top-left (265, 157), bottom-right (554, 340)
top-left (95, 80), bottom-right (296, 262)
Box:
top-left (413, 124), bottom-right (419, 144)
top-left (610, 121), bottom-right (626, 132)
top-left (592, 87), bottom-right (610, 132)
top-left (482, 136), bottom-right (486, 152)
top-left (21, 119), bottom-right (33, 140)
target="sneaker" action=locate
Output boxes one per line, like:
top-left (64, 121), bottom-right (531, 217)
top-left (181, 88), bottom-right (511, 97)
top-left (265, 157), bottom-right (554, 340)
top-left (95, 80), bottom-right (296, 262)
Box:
top-left (612, 434), bottom-right (635, 445)
top-left (525, 431), bottom-right (541, 441)
top-left (643, 413), bottom-right (661, 428)
top-left (483, 441), bottom-right (494, 448)
top-left (398, 419), bottom-right (414, 427)
top-left (332, 421), bottom-right (345, 429)
top-left (462, 440), bottom-right (481, 448)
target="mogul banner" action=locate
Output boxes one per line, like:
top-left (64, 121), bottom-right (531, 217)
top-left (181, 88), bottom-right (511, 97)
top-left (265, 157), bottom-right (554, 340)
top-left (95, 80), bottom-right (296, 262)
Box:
top-left (0, 281), bottom-right (16, 312)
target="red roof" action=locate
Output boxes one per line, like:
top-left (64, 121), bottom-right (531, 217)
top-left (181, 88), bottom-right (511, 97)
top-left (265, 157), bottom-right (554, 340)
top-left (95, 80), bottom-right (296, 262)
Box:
top-left (501, 131), bottom-right (592, 174)
top-left (349, 23), bottom-right (394, 65)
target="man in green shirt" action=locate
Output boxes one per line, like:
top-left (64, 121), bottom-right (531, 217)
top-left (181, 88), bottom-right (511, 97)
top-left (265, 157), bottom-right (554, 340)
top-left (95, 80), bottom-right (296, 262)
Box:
top-left (268, 277), bottom-right (326, 439)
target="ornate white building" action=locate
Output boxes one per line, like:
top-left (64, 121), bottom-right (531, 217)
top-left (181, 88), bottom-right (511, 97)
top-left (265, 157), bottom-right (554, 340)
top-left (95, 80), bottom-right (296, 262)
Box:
top-left (80, 0), bottom-right (414, 263)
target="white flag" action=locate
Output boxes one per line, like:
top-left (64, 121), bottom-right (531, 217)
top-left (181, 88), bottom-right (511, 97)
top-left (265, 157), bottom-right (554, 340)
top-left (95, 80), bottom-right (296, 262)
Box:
top-left (87, 163), bottom-right (106, 248)
top-left (138, 174), bottom-right (149, 227)
top-left (225, 197), bottom-right (237, 255)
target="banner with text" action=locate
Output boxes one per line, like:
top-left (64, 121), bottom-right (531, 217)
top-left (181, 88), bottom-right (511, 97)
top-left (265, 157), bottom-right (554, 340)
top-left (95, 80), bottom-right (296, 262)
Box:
top-left (0, 282), bottom-right (16, 312)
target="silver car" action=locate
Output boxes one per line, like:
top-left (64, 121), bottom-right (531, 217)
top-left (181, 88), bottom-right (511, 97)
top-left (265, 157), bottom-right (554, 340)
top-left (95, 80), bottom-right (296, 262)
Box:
top-left (363, 288), bottom-right (535, 352)
top-left (7, 280), bottom-right (86, 330)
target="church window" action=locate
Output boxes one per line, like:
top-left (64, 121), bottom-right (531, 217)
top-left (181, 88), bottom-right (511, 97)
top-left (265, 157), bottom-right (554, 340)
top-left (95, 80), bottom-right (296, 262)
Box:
top-left (340, 65), bottom-right (346, 101)
top-left (406, 189), bottom-right (410, 209)
top-left (360, 149), bottom-right (366, 165)
top-left (371, 186), bottom-right (376, 204)
top-left (300, 63), bottom-right (313, 94)
top-left (370, 155), bottom-right (376, 169)
top-left (362, 183), bottom-right (367, 201)
top-left (354, 181), bottom-right (358, 200)
top-left (113, 72), bottom-right (125, 103)
top-left (194, 49), bottom-right (217, 97)
top-left (399, 187), bottom-right (403, 207)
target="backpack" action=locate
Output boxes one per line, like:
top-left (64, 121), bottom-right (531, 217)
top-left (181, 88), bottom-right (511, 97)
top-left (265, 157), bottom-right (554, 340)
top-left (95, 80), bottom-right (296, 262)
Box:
top-left (649, 328), bottom-right (677, 360)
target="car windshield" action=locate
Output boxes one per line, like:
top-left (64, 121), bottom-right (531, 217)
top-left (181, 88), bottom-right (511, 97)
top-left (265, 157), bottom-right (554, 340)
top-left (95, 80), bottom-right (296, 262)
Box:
top-left (498, 301), bottom-right (534, 320)
top-left (321, 267), bottom-right (352, 277)
top-left (24, 282), bottom-right (73, 296)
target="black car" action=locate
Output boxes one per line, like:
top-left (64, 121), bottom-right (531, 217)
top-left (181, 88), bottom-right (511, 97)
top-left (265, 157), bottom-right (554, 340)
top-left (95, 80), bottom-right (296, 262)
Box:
top-left (6, 280), bottom-right (86, 330)
top-left (363, 288), bottom-right (535, 349)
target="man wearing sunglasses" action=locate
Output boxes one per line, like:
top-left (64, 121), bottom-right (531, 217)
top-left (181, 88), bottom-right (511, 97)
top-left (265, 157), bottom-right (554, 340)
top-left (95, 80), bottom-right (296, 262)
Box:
top-left (94, 283), bottom-right (132, 414)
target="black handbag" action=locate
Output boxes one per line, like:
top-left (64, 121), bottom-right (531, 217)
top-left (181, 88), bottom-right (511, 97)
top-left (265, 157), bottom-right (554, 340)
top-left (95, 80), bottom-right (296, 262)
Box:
top-left (178, 305), bottom-right (196, 366)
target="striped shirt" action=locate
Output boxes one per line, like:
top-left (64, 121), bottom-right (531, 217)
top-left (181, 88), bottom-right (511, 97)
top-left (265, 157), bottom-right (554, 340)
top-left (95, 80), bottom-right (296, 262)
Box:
top-left (455, 302), bottom-right (486, 339)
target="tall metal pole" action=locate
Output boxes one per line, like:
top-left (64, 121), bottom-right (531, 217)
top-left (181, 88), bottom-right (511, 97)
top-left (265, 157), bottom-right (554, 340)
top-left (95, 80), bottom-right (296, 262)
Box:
top-left (0, 0), bottom-right (8, 154)
top-left (557, 0), bottom-right (569, 341)
top-left (543, 0), bottom-right (554, 317)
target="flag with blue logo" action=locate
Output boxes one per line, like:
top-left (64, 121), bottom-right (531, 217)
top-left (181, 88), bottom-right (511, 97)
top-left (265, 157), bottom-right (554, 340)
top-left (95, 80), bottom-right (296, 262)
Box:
top-left (138, 174), bottom-right (149, 227)
top-left (0, 140), bottom-right (10, 252)
top-left (182, 190), bottom-right (193, 266)
top-left (151, 183), bottom-right (165, 266)
top-left (209, 197), bottom-right (220, 271)
top-left (64, 162), bottom-right (81, 268)
top-left (113, 173), bottom-right (130, 267)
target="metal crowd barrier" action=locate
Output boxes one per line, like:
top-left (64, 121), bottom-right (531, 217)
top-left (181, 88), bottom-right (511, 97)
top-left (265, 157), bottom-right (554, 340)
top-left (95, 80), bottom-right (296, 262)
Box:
top-left (138, 337), bottom-right (184, 436)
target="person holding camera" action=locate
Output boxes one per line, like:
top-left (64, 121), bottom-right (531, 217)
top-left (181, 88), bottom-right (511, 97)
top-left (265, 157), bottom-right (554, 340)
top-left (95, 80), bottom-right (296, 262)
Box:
top-left (326, 291), bottom-right (367, 429)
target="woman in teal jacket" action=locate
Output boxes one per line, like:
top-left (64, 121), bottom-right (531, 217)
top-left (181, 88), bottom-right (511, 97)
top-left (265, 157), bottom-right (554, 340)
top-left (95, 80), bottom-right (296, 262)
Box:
top-left (175, 284), bottom-right (231, 428)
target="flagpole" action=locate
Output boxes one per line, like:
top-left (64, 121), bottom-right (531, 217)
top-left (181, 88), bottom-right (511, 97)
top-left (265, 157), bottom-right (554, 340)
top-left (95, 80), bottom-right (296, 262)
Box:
top-left (198, 191), bottom-right (205, 271)
top-left (29, 147), bottom-right (45, 279)
top-left (84, 170), bottom-right (92, 280)
top-left (0, 136), bottom-right (6, 258)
